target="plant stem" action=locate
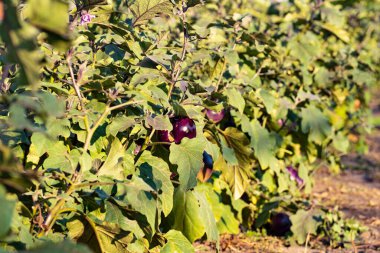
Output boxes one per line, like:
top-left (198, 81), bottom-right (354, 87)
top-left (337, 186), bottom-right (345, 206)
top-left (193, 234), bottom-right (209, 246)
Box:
top-left (148, 141), bottom-right (172, 146)
top-left (74, 181), bottom-right (131, 189)
top-left (83, 105), bottom-right (110, 151)
top-left (141, 129), bottom-right (156, 152)
top-left (83, 99), bottom-right (143, 151)
top-left (67, 55), bottom-right (85, 111)
top-left (168, 7), bottom-right (188, 99)
top-left (304, 232), bottom-right (310, 253)
top-left (42, 99), bottom-right (142, 234)
top-left (214, 59), bottom-right (227, 92)
top-left (109, 99), bottom-right (144, 111)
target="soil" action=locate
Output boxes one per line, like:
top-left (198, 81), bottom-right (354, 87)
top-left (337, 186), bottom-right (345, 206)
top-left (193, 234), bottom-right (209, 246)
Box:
top-left (194, 92), bottom-right (380, 253)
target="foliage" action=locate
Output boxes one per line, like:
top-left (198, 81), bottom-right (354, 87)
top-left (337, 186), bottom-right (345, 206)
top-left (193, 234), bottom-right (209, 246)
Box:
top-left (0, 0), bottom-right (379, 252)
top-left (288, 206), bottom-right (367, 247)
top-left (319, 207), bottom-right (367, 248)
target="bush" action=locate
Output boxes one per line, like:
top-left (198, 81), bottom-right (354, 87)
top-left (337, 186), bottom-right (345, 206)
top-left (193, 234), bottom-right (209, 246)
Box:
top-left (0, 0), bottom-right (378, 252)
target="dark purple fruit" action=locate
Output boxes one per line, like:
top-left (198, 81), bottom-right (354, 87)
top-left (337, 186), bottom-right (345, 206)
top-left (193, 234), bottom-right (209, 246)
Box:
top-left (197, 151), bottom-right (214, 182)
top-left (269, 212), bottom-right (291, 236)
top-left (157, 130), bottom-right (174, 143)
top-left (172, 117), bottom-right (196, 144)
top-left (206, 109), bottom-right (225, 123)
top-left (202, 151), bottom-right (213, 170)
top-left (156, 117), bottom-right (196, 144)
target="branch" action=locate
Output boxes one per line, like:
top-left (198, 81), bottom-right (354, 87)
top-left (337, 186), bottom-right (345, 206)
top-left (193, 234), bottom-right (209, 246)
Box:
top-left (67, 53), bottom-right (85, 111)
top-left (0, 64), bottom-right (12, 93)
top-left (109, 99), bottom-right (144, 111)
top-left (83, 105), bottom-right (110, 151)
top-left (168, 6), bottom-right (188, 98)
top-left (42, 99), bottom-right (142, 233)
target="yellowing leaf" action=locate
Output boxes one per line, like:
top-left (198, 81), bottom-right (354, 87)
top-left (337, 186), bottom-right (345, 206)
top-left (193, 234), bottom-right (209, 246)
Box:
top-left (319, 22), bottom-right (350, 43)
top-left (161, 230), bottom-right (194, 253)
top-left (131, 0), bottom-right (173, 26)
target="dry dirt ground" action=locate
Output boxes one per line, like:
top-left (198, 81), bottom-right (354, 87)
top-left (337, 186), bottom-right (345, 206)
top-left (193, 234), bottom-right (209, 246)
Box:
top-left (194, 95), bottom-right (380, 253)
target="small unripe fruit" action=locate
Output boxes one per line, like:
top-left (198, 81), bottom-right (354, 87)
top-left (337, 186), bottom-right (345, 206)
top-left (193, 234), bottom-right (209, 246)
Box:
top-left (206, 109), bottom-right (225, 123)
top-left (277, 119), bottom-right (284, 127)
top-left (354, 99), bottom-right (361, 110)
top-left (286, 166), bottom-right (303, 186)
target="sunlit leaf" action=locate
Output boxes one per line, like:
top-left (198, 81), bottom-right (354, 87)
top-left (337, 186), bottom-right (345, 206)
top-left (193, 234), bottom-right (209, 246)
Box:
top-left (169, 138), bottom-right (206, 190)
top-left (301, 105), bottom-right (332, 145)
top-left (161, 230), bottom-right (194, 253)
top-left (169, 189), bottom-right (205, 242)
top-left (0, 0), bottom-right (42, 87)
top-left (131, 0), bottom-right (173, 26)
top-left (137, 151), bottom-right (174, 216)
top-left (26, 241), bottom-right (92, 253)
top-left (0, 186), bottom-right (16, 238)
top-left (290, 209), bottom-right (323, 244)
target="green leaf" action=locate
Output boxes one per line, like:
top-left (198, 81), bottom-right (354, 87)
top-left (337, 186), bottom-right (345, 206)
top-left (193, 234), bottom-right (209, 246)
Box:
top-left (290, 209), bottom-right (323, 244)
top-left (288, 32), bottom-right (321, 66)
top-left (27, 132), bottom-right (75, 172)
top-left (161, 230), bottom-right (194, 253)
top-left (318, 22), bottom-right (350, 43)
top-left (258, 89), bottom-right (276, 114)
top-left (169, 189), bottom-right (205, 242)
top-left (146, 114), bottom-right (173, 131)
top-left (45, 118), bottom-right (71, 139)
top-left (27, 132), bottom-right (53, 165)
top-left (92, 224), bottom-right (137, 253)
top-left (0, 186), bottom-right (16, 238)
top-left (106, 116), bottom-right (136, 136)
top-left (131, 0), bottom-right (173, 26)
top-left (8, 104), bottom-right (35, 131)
top-left (193, 190), bottom-right (219, 242)
top-left (217, 128), bottom-right (253, 199)
top-left (196, 183), bottom-right (240, 234)
top-left (97, 138), bottom-right (127, 180)
top-left (25, 0), bottom-right (69, 37)
top-left (137, 151), bottom-right (174, 216)
top-left (169, 138), bottom-right (206, 190)
top-left (43, 142), bottom-right (72, 172)
top-left (225, 89), bottom-right (245, 114)
top-left (262, 170), bottom-right (276, 192)
top-left (104, 202), bottom-right (145, 238)
top-left (25, 241), bottom-right (92, 253)
top-left (68, 217), bottom-right (136, 253)
top-left (298, 164), bottom-right (312, 194)
top-left (333, 131), bottom-right (349, 153)
top-left (301, 106), bottom-right (332, 145)
top-left (121, 177), bottom-right (157, 234)
top-left (248, 120), bottom-right (280, 170)
top-left (0, 0), bottom-right (42, 88)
